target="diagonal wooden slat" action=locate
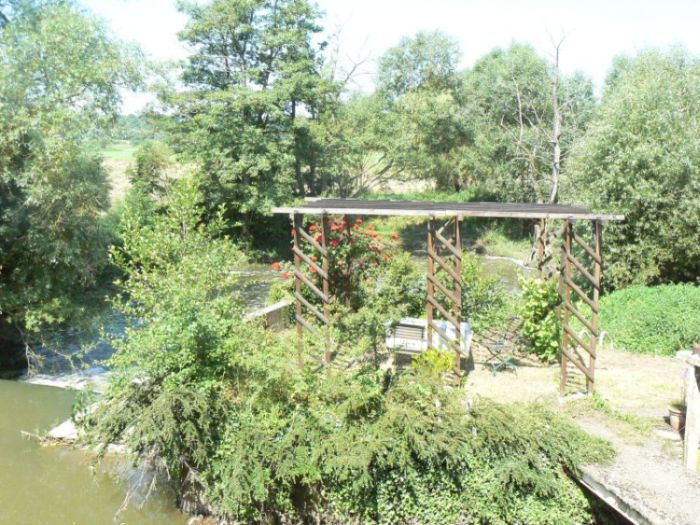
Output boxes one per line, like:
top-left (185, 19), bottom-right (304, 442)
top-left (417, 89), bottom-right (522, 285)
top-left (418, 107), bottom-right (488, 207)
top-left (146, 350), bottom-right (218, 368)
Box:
top-left (429, 320), bottom-right (461, 352)
top-left (562, 300), bottom-right (598, 337)
top-left (561, 346), bottom-right (594, 380)
top-left (566, 252), bottom-right (598, 289)
top-left (427, 274), bottom-right (461, 305)
top-left (435, 230), bottom-right (461, 259)
top-left (294, 270), bottom-right (328, 304)
top-left (427, 296), bottom-right (461, 329)
top-left (297, 227), bottom-right (328, 257)
top-left (295, 314), bottom-right (317, 333)
top-left (294, 292), bottom-right (325, 323)
top-left (563, 275), bottom-right (599, 313)
top-left (563, 324), bottom-right (594, 356)
top-left (572, 231), bottom-right (602, 265)
top-left (293, 246), bottom-right (328, 280)
top-left (429, 249), bottom-right (461, 283)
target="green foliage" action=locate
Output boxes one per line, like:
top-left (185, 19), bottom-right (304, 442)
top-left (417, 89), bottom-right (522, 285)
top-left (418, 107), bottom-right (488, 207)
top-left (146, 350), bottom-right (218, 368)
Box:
top-left (460, 252), bottom-right (512, 331)
top-left (83, 180), bottom-right (609, 523)
top-left (462, 44), bottom-right (594, 202)
top-left (127, 140), bottom-right (171, 194)
top-left (0, 0), bottom-right (141, 345)
top-left (567, 48), bottom-right (700, 287)
top-left (377, 30), bottom-right (461, 97)
top-left (411, 348), bottom-right (454, 377)
top-left (599, 283), bottom-right (700, 356)
top-left (520, 278), bottom-right (561, 363)
top-left (164, 0), bottom-right (337, 240)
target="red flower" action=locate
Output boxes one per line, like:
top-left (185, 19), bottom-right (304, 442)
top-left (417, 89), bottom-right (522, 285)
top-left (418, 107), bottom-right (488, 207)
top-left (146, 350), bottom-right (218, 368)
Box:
top-left (367, 225), bottom-right (375, 231)
top-left (291, 228), bottom-right (296, 236)
top-left (271, 262), bottom-right (281, 271)
top-left (281, 272), bottom-right (290, 280)
top-left (309, 224), bottom-right (318, 232)
top-left (311, 255), bottom-right (318, 262)
top-left (390, 232), bottom-right (400, 240)
top-left (330, 239), bottom-right (339, 247)
top-left (315, 233), bottom-right (323, 242)
top-left (352, 224), bottom-right (360, 231)
top-left (310, 266), bottom-right (317, 274)
top-left (355, 218), bottom-right (363, 225)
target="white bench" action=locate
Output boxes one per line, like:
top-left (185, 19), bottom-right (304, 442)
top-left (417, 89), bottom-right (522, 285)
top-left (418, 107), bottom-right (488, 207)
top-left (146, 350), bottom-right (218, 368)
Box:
top-left (385, 317), bottom-right (472, 355)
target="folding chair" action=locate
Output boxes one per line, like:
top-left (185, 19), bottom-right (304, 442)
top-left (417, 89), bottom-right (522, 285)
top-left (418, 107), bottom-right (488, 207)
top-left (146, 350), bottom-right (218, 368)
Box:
top-left (482, 317), bottom-right (523, 375)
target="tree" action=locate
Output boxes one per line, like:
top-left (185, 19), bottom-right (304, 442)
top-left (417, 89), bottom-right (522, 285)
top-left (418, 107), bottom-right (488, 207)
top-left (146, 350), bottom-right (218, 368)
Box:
top-left (164, 0), bottom-right (337, 239)
top-left (567, 48), bottom-right (700, 287)
top-left (377, 30), bottom-right (461, 97)
top-left (462, 43), bottom-right (594, 203)
top-left (0, 0), bottom-right (140, 370)
top-left (371, 32), bottom-right (471, 190)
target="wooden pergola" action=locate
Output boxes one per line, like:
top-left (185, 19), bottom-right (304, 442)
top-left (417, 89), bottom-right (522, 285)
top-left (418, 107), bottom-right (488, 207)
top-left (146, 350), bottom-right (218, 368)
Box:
top-left (272, 198), bottom-right (624, 394)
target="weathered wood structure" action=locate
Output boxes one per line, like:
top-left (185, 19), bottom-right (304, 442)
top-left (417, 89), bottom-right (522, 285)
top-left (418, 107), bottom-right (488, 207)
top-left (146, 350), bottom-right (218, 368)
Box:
top-left (273, 198), bottom-right (623, 393)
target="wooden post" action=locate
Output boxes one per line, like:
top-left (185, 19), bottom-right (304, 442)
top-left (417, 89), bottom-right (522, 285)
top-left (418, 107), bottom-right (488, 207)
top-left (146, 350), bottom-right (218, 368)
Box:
top-left (293, 213), bottom-right (304, 356)
top-left (321, 214), bottom-right (331, 363)
top-left (453, 216), bottom-right (463, 374)
top-left (426, 217), bottom-right (435, 350)
top-left (588, 220), bottom-right (602, 394)
top-left (684, 357), bottom-right (700, 471)
top-left (559, 221), bottom-right (573, 396)
top-left (537, 218), bottom-right (546, 272)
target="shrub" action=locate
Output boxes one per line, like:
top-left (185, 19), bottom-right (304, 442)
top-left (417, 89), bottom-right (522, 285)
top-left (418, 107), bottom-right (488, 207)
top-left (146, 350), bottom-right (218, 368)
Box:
top-left (520, 278), bottom-right (561, 363)
top-left (600, 283), bottom-right (700, 355)
top-left (461, 252), bottom-right (513, 331)
top-left (127, 140), bottom-right (171, 194)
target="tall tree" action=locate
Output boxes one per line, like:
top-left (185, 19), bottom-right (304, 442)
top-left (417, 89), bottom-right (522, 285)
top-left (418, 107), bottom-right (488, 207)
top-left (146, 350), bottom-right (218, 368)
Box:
top-left (372, 31), bottom-right (471, 190)
top-left (462, 44), bottom-right (594, 203)
top-left (0, 0), bottom-right (140, 370)
top-left (165, 0), bottom-right (336, 238)
top-left (567, 48), bottom-right (700, 287)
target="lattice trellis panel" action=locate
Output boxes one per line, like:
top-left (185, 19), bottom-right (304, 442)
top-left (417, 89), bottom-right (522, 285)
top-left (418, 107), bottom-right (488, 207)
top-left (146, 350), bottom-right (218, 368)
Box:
top-left (426, 216), bottom-right (463, 375)
top-left (558, 220), bottom-right (603, 394)
top-left (293, 213), bottom-right (332, 362)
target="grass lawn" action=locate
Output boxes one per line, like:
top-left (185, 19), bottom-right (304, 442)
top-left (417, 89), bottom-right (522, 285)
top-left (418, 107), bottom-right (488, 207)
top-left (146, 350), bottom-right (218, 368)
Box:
top-left (100, 140), bottom-right (137, 161)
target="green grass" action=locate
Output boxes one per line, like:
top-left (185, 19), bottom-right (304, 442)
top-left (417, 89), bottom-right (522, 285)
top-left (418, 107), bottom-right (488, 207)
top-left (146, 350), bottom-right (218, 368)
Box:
top-left (100, 140), bottom-right (137, 161)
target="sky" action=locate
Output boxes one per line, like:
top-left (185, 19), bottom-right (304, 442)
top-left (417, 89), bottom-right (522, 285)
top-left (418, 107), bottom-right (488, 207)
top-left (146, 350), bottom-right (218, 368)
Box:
top-left (80, 0), bottom-right (700, 113)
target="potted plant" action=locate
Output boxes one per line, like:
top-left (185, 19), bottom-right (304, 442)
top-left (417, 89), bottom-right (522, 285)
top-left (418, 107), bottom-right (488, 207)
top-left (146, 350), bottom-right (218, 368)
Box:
top-left (668, 401), bottom-right (686, 432)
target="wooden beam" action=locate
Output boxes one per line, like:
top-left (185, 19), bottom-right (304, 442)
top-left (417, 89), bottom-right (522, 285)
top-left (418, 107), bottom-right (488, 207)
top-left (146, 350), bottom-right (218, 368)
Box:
top-left (559, 222), bottom-right (573, 395)
top-left (563, 324), bottom-right (595, 356)
top-left (294, 214), bottom-right (304, 352)
top-left (426, 218), bottom-right (435, 349)
top-left (272, 206), bottom-right (625, 221)
top-left (321, 214), bottom-right (332, 363)
top-left (429, 248), bottom-right (461, 283)
top-left (562, 300), bottom-right (598, 337)
top-left (561, 346), bottom-right (595, 381)
top-left (566, 252), bottom-right (599, 289)
top-left (588, 220), bottom-right (603, 394)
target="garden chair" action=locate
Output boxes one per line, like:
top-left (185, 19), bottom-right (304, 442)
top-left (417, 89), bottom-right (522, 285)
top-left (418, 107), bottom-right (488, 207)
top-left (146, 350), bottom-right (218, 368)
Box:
top-left (481, 317), bottom-right (523, 375)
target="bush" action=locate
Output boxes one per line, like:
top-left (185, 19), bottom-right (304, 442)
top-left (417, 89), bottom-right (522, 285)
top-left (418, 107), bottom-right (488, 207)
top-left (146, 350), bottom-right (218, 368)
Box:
top-left (461, 252), bottom-right (513, 331)
top-left (127, 140), bottom-right (171, 194)
top-left (600, 283), bottom-right (700, 356)
top-left (520, 278), bottom-right (561, 363)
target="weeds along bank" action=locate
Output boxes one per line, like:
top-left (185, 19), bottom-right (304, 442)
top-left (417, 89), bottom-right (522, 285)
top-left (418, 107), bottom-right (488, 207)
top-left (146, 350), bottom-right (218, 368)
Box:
top-left (79, 180), bottom-right (612, 525)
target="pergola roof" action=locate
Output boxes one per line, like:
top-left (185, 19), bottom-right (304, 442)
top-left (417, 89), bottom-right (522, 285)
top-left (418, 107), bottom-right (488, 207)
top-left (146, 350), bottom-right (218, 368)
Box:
top-left (272, 198), bottom-right (624, 221)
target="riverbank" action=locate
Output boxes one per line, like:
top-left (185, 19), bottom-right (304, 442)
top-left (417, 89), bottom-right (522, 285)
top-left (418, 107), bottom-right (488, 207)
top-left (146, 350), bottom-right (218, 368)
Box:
top-left (0, 379), bottom-right (188, 524)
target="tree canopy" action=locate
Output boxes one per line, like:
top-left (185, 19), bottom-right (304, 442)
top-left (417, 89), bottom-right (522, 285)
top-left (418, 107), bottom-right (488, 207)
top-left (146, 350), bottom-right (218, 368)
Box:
top-left (0, 0), bottom-right (140, 348)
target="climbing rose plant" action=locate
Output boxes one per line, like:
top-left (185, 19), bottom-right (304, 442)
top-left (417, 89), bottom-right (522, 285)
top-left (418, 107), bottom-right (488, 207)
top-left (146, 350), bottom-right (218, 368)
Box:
top-left (271, 217), bottom-right (401, 310)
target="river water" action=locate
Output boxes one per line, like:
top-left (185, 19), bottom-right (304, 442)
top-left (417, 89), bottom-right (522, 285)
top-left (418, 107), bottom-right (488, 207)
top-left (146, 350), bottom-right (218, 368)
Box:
top-left (0, 259), bottom-right (531, 524)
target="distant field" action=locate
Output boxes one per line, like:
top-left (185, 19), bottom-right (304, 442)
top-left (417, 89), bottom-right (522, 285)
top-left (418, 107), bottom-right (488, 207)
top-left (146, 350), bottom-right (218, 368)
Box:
top-left (100, 140), bottom-right (137, 161)
top-left (100, 141), bottom-right (134, 205)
